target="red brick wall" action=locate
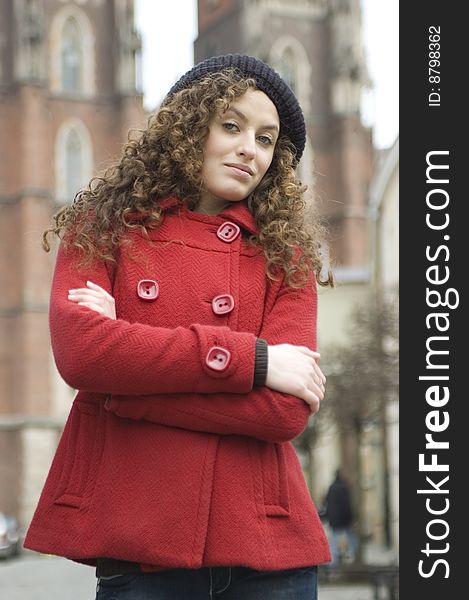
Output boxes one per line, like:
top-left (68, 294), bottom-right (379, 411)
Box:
top-left (0, 0), bottom-right (146, 522)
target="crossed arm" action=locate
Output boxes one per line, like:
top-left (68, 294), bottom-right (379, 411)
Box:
top-left (59, 245), bottom-right (326, 443)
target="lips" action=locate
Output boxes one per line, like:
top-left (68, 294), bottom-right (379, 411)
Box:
top-left (224, 163), bottom-right (254, 176)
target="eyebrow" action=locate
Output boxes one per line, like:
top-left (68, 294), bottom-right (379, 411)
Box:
top-left (225, 107), bottom-right (280, 132)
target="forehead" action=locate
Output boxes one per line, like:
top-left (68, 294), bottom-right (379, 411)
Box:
top-left (224, 89), bottom-right (279, 125)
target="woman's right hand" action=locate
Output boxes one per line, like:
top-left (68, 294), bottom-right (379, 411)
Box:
top-left (68, 281), bottom-right (116, 320)
top-left (265, 344), bottom-right (326, 414)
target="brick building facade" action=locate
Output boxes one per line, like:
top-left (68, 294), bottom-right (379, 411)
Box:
top-left (195, 0), bottom-right (373, 272)
top-left (0, 0), bottom-right (145, 525)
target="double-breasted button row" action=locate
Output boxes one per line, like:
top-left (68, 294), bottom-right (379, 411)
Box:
top-left (138, 282), bottom-right (234, 316)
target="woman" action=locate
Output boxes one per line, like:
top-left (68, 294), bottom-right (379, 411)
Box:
top-left (24, 54), bottom-right (333, 599)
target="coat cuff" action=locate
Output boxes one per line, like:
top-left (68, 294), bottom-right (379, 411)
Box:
top-left (253, 338), bottom-right (268, 387)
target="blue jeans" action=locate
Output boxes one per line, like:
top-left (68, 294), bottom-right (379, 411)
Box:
top-left (328, 527), bottom-right (358, 566)
top-left (95, 565), bottom-right (318, 599)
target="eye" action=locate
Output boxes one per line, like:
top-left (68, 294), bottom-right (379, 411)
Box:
top-left (222, 121), bottom-right (239, 133)
top-left (257, 134), bottom-right (274, 146)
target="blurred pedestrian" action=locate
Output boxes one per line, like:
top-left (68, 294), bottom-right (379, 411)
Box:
top-left (323, 469), bottom-right (358, 566)
top-left (24, 54), bottom-right (334, 599)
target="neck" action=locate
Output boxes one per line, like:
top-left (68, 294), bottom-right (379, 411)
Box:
top-left (192, 201), bottom-right (232, 216)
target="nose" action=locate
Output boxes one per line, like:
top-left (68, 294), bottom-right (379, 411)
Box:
top-left (237, 132), bottom-right (256, 159)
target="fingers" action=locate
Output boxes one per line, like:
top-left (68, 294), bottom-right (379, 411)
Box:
top-left (76, 301), bottom-right (105, 314)
top-left (279, 343), bottom-right (327, 396)
top-left (69, 281), bottom-right (110, 297)
top-left (299, 388), bottom-right (321, 415)
top-left (312, 361), bottom-right (327, 385)
top-left (68, 290), bottom-right (103, 302)
top-left (297, 351), bottom-right (326, 389)
top-left (297, 346), bottom-right (326, 384)
top-left (300, 347), bottom-right (326, 385)
top-left (309, 397), bottom-right (320, 415)
top-left (298, 346), bottom-right (321, 360)
top-left (68, 281), bottom-right (114, 305)
top-left (85, 280), bottom-right (114, 301)
top-left (266, 344), bottom-right (326, 413)
top-left (68, 280), bottom-right (116, 320)
top-left (304, 357), bottom-right (326, 410)
top-left (308, 376), bottom-right (325, 401)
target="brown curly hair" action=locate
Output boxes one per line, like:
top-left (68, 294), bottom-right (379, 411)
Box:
top-left (43, 69), bottom-right (333, 288)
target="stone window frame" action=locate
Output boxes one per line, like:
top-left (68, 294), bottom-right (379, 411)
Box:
top-left (269, 35), bottom-right (311, 118)
top-left (55, 118), bottom-right (93, 204)
top-left (49, 5), bottom-right (96, 95)
top-left (269, 37), bottom-right (314, 189)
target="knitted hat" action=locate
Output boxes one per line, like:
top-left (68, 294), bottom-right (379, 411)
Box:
top-left (166, 54), bottom-right (306, 162)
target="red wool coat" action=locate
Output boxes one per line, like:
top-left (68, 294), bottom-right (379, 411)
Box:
top-left (24, 196), bottom-right (331, 570)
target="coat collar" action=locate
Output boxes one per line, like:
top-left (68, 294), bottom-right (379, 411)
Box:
top-left (159, 195), bottom-right (258, 236)
top-left (218, 201), bottom-right (258, 236)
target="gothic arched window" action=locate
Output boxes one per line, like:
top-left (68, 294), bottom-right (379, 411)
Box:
top-left (278, 47), bottom-right (297, 93)
top-left (55, 119), bottom-right (93, 203)
top-left (65, 129), bottom-right (83, 201)
top-left (270, 36), bottom-right (311, 120)
top-left (50, 7), bottom-right (95, 95)
top-left (61, 17), bottom-right (83, 92)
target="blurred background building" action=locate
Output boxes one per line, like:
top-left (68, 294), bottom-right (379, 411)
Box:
top-left (0, 0), bottom-right (146, 524)
top-left (0, 0), bottom-right (398, 564)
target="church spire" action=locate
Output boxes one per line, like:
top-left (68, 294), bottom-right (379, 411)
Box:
top-left (114, 0), bottom-right (142, 94)
top-left (329, 0), bottom-right (370, 115)
top-left (14, 0), bottom-right (46, 82)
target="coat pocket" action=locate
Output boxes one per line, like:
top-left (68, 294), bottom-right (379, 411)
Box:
top-left (260, 442), bottom-right (290, 517)
top-left (54, 400), bottom-right (104, 508)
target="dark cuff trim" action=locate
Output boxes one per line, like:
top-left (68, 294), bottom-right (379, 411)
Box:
top-left (253, 338), bottom-right (268, 387)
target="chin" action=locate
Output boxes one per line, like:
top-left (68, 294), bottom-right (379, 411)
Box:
top-left (215, 189), bottom-right (251, 202)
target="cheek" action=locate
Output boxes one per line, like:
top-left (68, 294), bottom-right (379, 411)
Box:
top-left (258, 153), bottom-right (274, 178)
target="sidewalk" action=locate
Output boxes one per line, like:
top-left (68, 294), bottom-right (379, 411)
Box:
top-left (320, 583), bottom-right (374, 599)
top-left (0, 543), bottom-right (397, 600)
top-left (362, 541), bottom-right (398, 565)
top-left (319, 541), bottom-right (398, 599)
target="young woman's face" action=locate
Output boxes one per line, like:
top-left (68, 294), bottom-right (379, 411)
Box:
top-left (198, 88), bottom-right (280, 214)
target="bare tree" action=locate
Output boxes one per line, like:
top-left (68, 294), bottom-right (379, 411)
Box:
top-left (295, 287), bottom-right (399, 562)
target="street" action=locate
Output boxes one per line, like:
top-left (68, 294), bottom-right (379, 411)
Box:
top-left (0, 553), bottom-right (96, 599)
top-left (0, 552), bottom-right (376, 599)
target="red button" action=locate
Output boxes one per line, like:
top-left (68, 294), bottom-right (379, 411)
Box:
top-left (205, 346), bottom-right (231, 372)
top-left (137, 280), bottom-right (159, 300)
top-left (212, 294), bottom-right (235, 315)
top-left (216, 222), bottom-right (240, 243)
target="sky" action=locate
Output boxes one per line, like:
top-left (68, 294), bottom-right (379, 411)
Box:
top-left (135, 0), bottom-right (398, 150)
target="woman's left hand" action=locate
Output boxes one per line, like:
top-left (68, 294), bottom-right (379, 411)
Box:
top-left (68, 281), bottom-right (116, 320)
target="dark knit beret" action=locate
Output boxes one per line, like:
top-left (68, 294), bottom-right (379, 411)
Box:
top-left (166, 54), bottom-right (306, 162)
